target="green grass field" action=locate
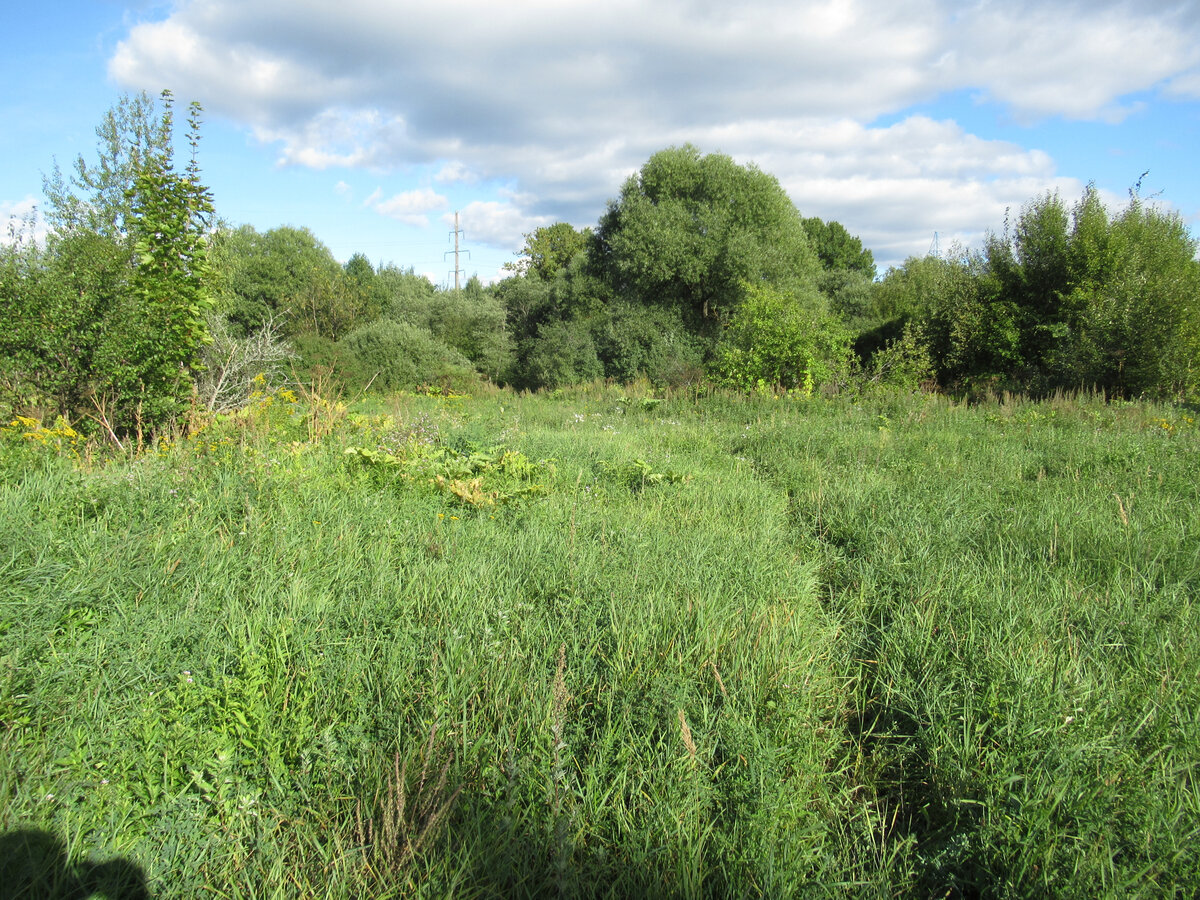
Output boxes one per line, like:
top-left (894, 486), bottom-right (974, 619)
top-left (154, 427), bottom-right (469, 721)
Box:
top-left (2, 386), bottom-right (1197, 898)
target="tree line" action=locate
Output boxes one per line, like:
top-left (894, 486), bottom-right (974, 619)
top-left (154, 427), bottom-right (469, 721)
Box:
top-left (3, 93), bottom-right (1197, 438)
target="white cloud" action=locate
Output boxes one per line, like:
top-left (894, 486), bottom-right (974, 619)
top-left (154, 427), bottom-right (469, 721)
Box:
top-left (451, 201), bottom-right (553, 253)
top-left (433, 161), bottom-right (475, 185)
top-left (107, 1), bottom-right (1200, 268)
top-left (371, 187), bottom-right (448, 227)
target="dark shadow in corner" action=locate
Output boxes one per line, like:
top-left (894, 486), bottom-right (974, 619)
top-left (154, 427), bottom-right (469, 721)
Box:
top-left (0, 828), bottom-right (149, 900)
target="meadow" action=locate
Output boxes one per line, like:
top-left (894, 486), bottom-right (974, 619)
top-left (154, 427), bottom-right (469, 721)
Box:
top-left (1, 385), bottom-right (1197, 898)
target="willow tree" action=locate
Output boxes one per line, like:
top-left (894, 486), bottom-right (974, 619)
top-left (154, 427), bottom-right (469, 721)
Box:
top-left (590, 145), bottom-right (821, 331)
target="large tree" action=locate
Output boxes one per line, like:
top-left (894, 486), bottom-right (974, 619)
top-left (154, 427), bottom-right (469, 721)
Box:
top-left (802, 216), bottom-right (876, 279)
top-left (590, 145), bottom-right (820, 328)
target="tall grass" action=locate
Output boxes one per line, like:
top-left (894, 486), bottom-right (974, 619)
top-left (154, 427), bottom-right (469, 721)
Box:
top-left (1, 387), bottom-right (1196, 897)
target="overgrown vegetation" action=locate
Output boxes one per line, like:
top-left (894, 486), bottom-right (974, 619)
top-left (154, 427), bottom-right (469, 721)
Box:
top-left (1, 386), bottom-right (1196, 897)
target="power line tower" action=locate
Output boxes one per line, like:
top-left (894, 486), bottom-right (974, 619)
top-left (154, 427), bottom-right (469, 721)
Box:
top-left (446, 211), bottom-right (469, 290)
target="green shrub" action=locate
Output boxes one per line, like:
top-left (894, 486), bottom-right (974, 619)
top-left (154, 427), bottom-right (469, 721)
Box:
top-left (593, 302), bottom-right (705, 387)
top-left (713, 282), bottom-right (851, 393)
top-left (428, 282), bottom-right (514, 381)
top-left (516, 319), bottom-right (604, 390)
top-left (338, 319), bottom-right (477, 393)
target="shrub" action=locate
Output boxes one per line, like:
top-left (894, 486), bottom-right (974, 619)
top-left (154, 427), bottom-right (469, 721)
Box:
top-left (338, 319), bottom-right (476, 393)
top-left (593, 302), bottom-right (705, 387)
top-left (517, 319), bottom-right (603, 390)
top-left (427, 282), bottom-right (514, 381)
top-left (713, 282), bottom-right (851, 393)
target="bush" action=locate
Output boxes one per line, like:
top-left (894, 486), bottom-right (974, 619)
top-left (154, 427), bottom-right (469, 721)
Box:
top-left (517, 319), bottom-right (604, 391)
top-left (593, 302), bottom-right (705, 387)
top-left (428, 282), bottom-right (513, 381)
top-left (713, 282), bottom-right (851, 393)
top-left (338, 319), bottom-right (477, 393)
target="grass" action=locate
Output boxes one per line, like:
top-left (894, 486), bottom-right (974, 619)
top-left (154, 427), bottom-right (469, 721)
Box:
top-left (1, 386), bottom-right (1197, 897)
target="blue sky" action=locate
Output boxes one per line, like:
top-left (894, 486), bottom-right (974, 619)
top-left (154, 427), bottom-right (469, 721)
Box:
top-left (4, 1), bottom-right (1200, 284)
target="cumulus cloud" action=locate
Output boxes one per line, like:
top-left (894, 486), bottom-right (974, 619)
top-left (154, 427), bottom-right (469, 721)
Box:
top-left (108, 0), bottom-right (1200, 266)
top-left (370, 187), bottom-right (448, 227)
top-left (451, 198), bottom-right (554, 252)
top-left (433, 161), bottom-right (476, 185)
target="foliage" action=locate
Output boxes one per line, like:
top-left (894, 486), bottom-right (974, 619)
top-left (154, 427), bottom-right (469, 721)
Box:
top-left (373, 264), bottom-right (442, 326)
top-left (802, 216), bottom-right (876, 278)
top-left (345, 441), bottom-right (554, 507)
top-left (0, 230), bottom-right (128, 419)
top-left (1060, 190), bottom-right (1200, 397)
top-left (517, 318), bottom-right (604, 390)
top-left (338, 318), bottom-right (476, 393)
top-left (913, 187), bottom-right (1200, 398)
top-left (865, 319), bottom-right (936, 389)
top-left (210, 224), bottom-right (364, 339)
top-left (427, 277), bottom-right (513, 381)
top-left (713, 282), bottom-right (851, 393)
top-left (505, 222), bottom-right (590, 280)
top-left (2, 92), bottom-right (215, 434)
top-left (591, 145), bottom-right (821, 329)
top-left (591, 301), bottom-right (705, 388)
top-left (41, 90), bottom-right (170, 241)
top-left (98, 94), bottom-right (216, 430)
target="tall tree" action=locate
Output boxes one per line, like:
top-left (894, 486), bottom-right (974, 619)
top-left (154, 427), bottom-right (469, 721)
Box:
top-left (98, 92), bottom-right (217, 428)
top-left (506, 223), bottom-right (590, 281)
top-left (590, 145), bottom-right (820, 329)
top-left (801, 216), bottom-right (876, 278)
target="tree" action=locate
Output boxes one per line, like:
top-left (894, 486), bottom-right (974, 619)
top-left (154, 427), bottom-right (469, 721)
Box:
top-left (970, 185), bottom-right (1200, 398)
top-left (42, 91), bottom-right (171, 242)
top-left (506, 223), bottom-right (590, 281)
top-left (429, 277), bottom-right (513, 381)
top-left (713, 282), bottom-right (850, 393)
top-left (2, 92), bottom-right (217, 431)
top-left (211, 225), bottom-right (353, 338)
top-left (97, 93), bottom-right (216, 429)
top-left (801, 216), bottom-right (876, 279)
top-left (0, 231), bottom-right (129, 418)
top-left (344, 252), bottom-right (375, 285)
top-left (1064, 190), bottom-right (1200, 397)
top-left (590, 145), bottom-right (820, 330)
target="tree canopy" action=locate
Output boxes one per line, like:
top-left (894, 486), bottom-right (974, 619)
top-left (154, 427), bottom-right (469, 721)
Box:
top-left (802, 216), bottom-right (876, 279)
top-left (507, 223), bottom-right (590, 281)
top-left (590, 145), bottom-right (820, 326)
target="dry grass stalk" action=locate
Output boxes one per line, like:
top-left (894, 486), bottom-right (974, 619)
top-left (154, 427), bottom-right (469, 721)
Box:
top-left (1114, 493), bottom-right (1130, 527)
top-left (708, 660), bottom-right (729, 700)
top-left (678, 709), bottom-right (697, 760)
top-left (356, 723), bottom-right (463, 874)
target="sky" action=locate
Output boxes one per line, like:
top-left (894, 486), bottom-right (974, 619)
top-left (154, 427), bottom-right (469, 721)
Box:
top-left (3, 0), bottom-right (1200, 286)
